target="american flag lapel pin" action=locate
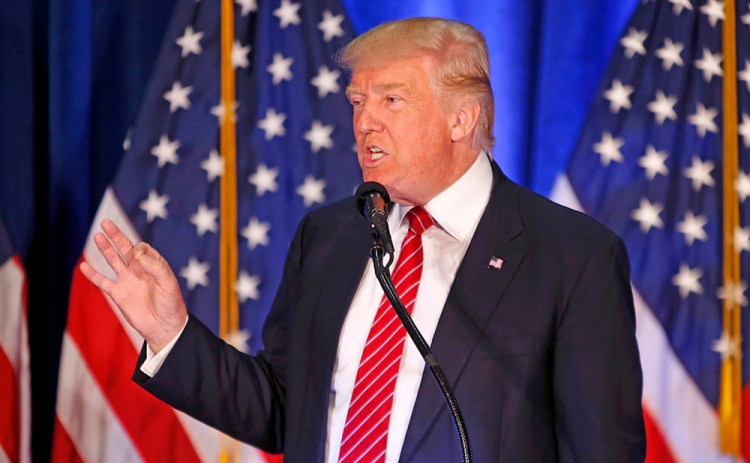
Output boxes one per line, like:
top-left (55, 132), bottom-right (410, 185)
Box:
top-left (488, 255), bottom-right (503, 270)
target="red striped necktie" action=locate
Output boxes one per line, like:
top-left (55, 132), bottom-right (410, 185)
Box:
top-left (338, 206), bottom-right (435, 463)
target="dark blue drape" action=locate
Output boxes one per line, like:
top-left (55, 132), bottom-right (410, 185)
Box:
top-left (0, 0), bottom-right (637, 460)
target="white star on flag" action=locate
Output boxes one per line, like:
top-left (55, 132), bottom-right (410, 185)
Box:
top-left (225, 329), bottom-right (252, 353)
top-left (620, 28), bottom-right (647, 58)
top-left (273, 0), bottom-right (302, 29)
top-left (683, 155), bottom-right (715, 191)
top-left (676, 211), bottom-right (708, 246)
top-left (318, 10), bottom-right (345, 42)
top-left (593, 131), bottom-right (624, 166)
top-left (672, 263), bottom-right (704, 299)
top-left (150, 135), bottom-right (180, 167)
top-left (687, 103), bottom-right (719, 137)
top-left (176, 26), bottom-right (203, 57)
top-left (739, 113), bottom-right (750, 148)
top-left (717, 281), bottom-right (749, 308)
top-left (631, 197), bottom-right (664, 233)
top-left (296, 175), bottom-right (326, 207)
top-left (163, 81), bottom-right (193, 113)
top-left (695, 48), bottom-right (723, 82)
top-left (638, 145), bottom-right (669, 180)
top-left (738, 60), bottom-right (750, 93)
top-left (603, 79), bottom-right (634, 113)
top-left (180, 257), bottom-right (210, 290)
top-left (232, 40), bottom-right (251, 69)
top-left (668, 0), bottom-right (693, 14)
top-left (123, 130), bottom-right (132, 151)
top-left (743, 4), bottom-right (750, 25)
top-left (267, 52), bottom-right (294, 85)
top-left (236, 271), bottom-right (261, 302)
top-left (210, 101), bottom-right (238, 125)
top-left (735, 226), bottom-right (750, 253)
top-left (655, 38), bottom-right (684, 70)
top-left (736, 170), bottom-right (750, 202)
top-left (257, 108), bottom-right (287, 140)
top-left (139, 190), bottom-right (169, 223)
top-left (647, 90), bottom-right (678, 124)
top-left (235, 0), bottom-right (257, 16)
top-left (311, 66), bottom-right (341, 98)
top-left (304, 120), bottom-right (335, 153)
top-left (248, 163), bottom-right (279, 196)
top-left (241, 217), bottom-right (271, 250)
top-left (712, 331), bottom-right (741, 361)
top-left (200, 149), bottom-right (224, 182)
top-left (699, 0), bottom-right (725, 27)
top-left (190, 203), bottom-right (218, 236)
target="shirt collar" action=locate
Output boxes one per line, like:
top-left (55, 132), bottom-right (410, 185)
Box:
top-left (390, 152), bottom-right (494, 242)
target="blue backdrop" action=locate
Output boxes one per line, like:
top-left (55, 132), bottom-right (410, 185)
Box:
top-left (0, 0), bottom-right (637, 460)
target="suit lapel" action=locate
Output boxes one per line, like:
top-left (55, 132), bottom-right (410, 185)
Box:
top-left (401, 163), bottom-right (527, 460)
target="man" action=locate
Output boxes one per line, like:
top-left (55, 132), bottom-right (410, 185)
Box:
top-left (81, 17), bottom-right (646, 462)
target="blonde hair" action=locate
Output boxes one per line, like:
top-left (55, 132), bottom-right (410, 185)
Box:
top-left (338, 17), bottom-right (495, 151)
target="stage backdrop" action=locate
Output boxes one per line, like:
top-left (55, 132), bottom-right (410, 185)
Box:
top-left (0, 0), bottom-right (641, 462)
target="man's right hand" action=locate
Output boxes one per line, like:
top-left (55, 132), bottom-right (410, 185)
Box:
top-left (80, 219), bottom-right (188, 353)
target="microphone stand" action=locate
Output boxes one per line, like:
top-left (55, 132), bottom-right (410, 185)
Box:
top-left (369, 243), bottom-right (473, 463)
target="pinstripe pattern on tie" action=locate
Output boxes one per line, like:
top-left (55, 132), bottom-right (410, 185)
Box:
top-left (338, 206), bottom-right (435, 463)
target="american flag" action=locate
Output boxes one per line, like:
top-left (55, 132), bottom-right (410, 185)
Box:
top-left (0, 217), bottom-right (31, 463)
top-left (553, 0), bottom-right (750, 461)
top-left (52, 0), bottom-right (360, 460)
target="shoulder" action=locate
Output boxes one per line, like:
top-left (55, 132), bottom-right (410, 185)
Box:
top-left (490, 171), bottom-right (626, 268)
top-left (515, 182), bottom-right (619, 245)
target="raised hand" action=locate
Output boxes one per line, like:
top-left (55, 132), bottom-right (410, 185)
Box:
top-left (80, 219), bottom-right (188, 353)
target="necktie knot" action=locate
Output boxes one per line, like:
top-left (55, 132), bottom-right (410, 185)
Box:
top-left (405, 206), bottom-right (434, 236)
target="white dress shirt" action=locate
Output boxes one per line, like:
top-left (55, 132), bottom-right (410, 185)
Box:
top-left (325, 153), bottom-right (493, 462)
top-left (142, 153), bottom-right (494, 462)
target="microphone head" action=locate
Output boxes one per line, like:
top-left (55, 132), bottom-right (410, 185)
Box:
top-left (354, 181), bottom-right (390, 217)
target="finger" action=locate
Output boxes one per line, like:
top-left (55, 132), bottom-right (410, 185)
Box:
top-left (80, 261), bottom-right (114, 293)
top-left (93, 232), bottom-right (127, 274)
top-left (132, 243), bottom-right (168, 278)
top-left (101, 219), bottom-right (135, 260)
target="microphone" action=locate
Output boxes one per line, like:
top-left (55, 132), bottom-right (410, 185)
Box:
top-left (355, 182), bottom-right (395, 254)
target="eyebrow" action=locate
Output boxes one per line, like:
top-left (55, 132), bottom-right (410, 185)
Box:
top-left (346, 82), bottom-right (407, 97)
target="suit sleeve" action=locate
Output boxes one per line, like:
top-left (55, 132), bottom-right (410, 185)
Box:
top-left (553, 234), bottom-right (646, 462)
top-left (131, 215), bottom-right (309, 453)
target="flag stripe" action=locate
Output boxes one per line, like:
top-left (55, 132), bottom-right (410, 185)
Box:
top-left (643, 406), bottom-right (678, 463)
top-left (0, 350), bottom-right (19, 463)
top-left (55, 333), bottom-right (145, 462)
top-left (66, 266), bottom-right (203, 463)
top-left (51, 416), bottom-right (90, 463)
top-left (0, 254), bottom-right (30, 463)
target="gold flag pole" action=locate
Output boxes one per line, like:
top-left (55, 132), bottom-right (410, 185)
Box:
top-left (718, 0), bottom-right (742, 456)
top-left (219, 0), bottom-right (239, 461)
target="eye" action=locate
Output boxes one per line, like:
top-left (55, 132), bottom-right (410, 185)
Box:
top-left (347, 95), bottom-right (363, 106)
top-left (386, 96), bottom-right (401, 104)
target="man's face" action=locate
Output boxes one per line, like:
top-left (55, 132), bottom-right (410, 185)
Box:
top-left (347, 56), bottom-right (462, 206)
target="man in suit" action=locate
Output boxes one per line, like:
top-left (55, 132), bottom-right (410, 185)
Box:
top-left (81, 17), bottom-right (646, 462)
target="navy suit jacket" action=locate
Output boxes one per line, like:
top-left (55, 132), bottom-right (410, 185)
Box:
top-left (135, 161), bottom-right (646, 462)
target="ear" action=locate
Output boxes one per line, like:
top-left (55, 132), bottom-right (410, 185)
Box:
top-left (450, 97), bottom-right (481, 143)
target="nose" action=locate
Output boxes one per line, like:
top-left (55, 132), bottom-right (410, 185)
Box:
top-left (354, 102), bottom-right (383, 134)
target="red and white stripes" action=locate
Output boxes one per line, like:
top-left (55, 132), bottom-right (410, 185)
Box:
top-left (0, 255), bottom-right (30, 463)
